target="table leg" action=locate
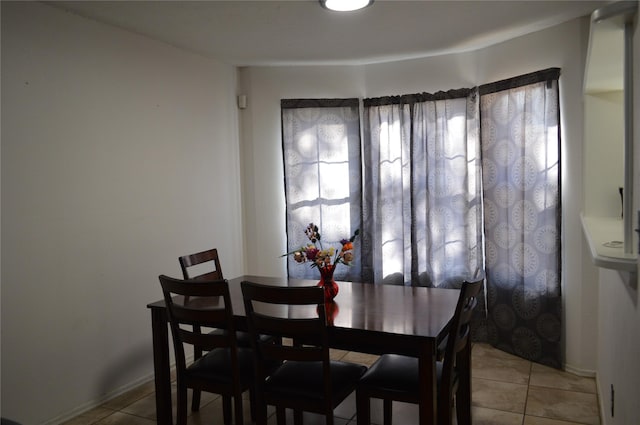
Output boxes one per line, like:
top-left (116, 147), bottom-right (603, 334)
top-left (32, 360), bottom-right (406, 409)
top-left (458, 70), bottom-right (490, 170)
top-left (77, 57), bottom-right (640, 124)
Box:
top-left (151, 307), bottom-right (172, 425)
top-left (418, 343), bottom-right (437, 425)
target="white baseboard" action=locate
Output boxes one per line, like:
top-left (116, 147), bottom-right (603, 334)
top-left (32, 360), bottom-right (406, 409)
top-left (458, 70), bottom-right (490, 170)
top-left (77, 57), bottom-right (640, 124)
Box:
top-left (564, 364), bottom-right (605, 424)
top-left (42, 354), bottom-right (190, 425)
top-left (563, 362), bottom-right (596, 377)
top-left (41, 372), bottom-right (156, 425)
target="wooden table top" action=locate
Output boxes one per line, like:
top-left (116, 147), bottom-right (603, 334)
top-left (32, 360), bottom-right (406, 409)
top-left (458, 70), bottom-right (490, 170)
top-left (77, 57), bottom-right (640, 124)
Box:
top-left (149, 274), bottom-right (460, 355)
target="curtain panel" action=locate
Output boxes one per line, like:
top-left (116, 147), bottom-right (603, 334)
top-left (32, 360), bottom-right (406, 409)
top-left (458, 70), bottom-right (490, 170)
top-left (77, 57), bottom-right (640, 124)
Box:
top-left (281, 99), bottom-right (363, 281)
top-left (361, 89), bottom-right (484, 288)
top-left (479, 68), bottom-right (562, 367)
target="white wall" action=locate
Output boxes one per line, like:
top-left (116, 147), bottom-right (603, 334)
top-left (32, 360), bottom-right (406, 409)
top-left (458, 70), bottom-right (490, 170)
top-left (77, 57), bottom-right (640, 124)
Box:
top-left (584, 91), bottom-right (625, 218)
top-left (238, 65), bottom-right (367, 278)
top-left (239, 17), bottom-right (596, 374)
top-left (1, 2), bottom-right (244, 423)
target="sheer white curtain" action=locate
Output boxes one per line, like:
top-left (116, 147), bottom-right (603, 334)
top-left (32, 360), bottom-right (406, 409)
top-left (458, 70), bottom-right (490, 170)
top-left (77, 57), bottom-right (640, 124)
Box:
top-left (361, 91), bottom-right (484, 288)
top-left (281, 99), bottom-right (362, 281)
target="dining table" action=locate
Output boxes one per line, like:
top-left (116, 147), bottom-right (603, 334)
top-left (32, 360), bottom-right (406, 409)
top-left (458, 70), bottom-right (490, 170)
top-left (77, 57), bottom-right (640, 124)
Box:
top-left (147, 275), bottom-right (466, 425)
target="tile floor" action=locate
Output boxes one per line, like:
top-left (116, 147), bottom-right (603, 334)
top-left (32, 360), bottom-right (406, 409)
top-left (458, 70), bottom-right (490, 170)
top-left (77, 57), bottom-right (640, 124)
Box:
top-left (62, 343), bottom-right (600, 425)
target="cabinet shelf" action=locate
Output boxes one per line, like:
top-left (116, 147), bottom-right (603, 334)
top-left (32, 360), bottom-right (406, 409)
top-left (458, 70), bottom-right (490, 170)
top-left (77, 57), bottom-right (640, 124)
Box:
top-left (581, 214), bottom-right (637, 272)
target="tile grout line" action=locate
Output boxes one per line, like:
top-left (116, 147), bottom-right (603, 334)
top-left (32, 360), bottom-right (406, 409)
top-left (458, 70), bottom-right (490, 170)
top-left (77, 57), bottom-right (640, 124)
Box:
top-left (521, 359), bottom-right (533, 425)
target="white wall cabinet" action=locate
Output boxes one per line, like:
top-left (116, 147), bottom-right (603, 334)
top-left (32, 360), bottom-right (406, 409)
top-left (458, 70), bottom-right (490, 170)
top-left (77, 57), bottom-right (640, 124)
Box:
top-left (582, 0), bottom-right (638, 272)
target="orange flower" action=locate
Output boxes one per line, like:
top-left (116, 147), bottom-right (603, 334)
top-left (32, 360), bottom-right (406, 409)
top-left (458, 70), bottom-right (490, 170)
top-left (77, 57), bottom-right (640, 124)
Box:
top-left (341, 241), bottom-right (353, 252)
top-left (343, 252), bottom-right (354, 264)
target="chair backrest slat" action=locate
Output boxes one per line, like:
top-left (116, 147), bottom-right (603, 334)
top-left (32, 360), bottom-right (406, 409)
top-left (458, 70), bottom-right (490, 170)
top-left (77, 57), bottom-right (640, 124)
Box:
top-left (252, 313), bottom-right (323, 341)
top-left (179, 248), bottom-right (224, 281)
top-left (178, 329), bottom-right (231, 351)
top-left (171, 304), bottom-right (228, 325)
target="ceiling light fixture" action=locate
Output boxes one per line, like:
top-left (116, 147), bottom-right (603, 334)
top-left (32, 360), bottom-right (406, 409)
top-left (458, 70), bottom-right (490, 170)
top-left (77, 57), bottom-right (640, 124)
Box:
top-left (320, 0), bottom-right (374, 12)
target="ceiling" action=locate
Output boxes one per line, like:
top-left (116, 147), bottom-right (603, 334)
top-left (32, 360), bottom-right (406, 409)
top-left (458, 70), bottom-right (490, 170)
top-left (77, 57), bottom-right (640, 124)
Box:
top-left (48, 0), bottom-right (607, 66)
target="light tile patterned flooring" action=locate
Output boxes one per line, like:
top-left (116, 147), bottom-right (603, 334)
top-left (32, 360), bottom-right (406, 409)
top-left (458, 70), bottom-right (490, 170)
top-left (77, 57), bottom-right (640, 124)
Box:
top-left (62, 343), bottom-right (600, 425)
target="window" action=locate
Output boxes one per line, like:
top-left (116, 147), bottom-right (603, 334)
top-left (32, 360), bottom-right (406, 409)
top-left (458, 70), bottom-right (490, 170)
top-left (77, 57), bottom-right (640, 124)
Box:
top-left (281, 99), bottom-right (362, 281)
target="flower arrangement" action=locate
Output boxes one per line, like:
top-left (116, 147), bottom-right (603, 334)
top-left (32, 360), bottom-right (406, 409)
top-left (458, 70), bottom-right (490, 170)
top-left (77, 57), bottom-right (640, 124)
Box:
top-left (284, 222), bottom-right (358, 301)
top-left (287, 222), bottom-right (359, 270)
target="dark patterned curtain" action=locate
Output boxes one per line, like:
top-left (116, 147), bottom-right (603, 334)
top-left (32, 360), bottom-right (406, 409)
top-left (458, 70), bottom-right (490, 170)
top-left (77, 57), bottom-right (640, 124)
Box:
top-left (480, 68), bottom-right (562, 368)
top-left (281, 99), bottom-right (362, 281)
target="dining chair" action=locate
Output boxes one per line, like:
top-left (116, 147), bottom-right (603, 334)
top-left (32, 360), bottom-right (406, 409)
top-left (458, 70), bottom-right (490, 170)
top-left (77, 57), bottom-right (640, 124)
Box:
top-left (159, 275), bottom-right (254, 425)
top-left (179, 248), bottom-right (264, 409)
top-left (178, 248), bottom-right (227, 409)
top-left (241, 280), bottom-right (368, 425)
top-left (355, 278), bottom-right (484, 425)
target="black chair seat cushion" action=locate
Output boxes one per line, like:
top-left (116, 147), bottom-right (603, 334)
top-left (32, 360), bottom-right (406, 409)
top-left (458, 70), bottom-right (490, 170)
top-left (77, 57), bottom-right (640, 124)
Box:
top-left (266, 360), bottom-right (367, 405)
top-left (186, 347), bottom-right (254, 386)
top-left (358, 354), bottom-right (456, 397)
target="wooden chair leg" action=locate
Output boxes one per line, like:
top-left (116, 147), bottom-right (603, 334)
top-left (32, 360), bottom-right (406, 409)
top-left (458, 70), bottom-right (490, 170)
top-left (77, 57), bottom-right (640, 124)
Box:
top-left (455, 341), bottom-right (473, 425)
top-left (249, 387), bottom-right (256, 421)
top-left (234, 395), bottom-right (244, 425)
top-left (192, 325), bottom-right (204, 411)
top-left (176, 382), bottom-right (188, 425)
top-left (356, 390), bottom-right (371, 425)
top-left (254, 393), bottom-right (268, 425)
top-left (294, 409), bottom-right (303, 425)
top-left (222, 395), bottom-right (232, 425)
top-left (456, 390), bottom-right (471, 425)
top-left (325, 411), bottom-right (334, 425)
top-left (191, 388), bottom-right (201, 411)
top-left (383, 399), bottom-right (393, 425)
top-left (438, 396), bottom-right (455, 425)
top-left (276, 407), bottom-right (286, 425)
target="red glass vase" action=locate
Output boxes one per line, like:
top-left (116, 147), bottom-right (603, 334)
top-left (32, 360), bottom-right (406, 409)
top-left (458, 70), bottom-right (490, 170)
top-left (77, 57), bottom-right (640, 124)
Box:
top-left (317, 301), bottom-right (340, 325)
top-left (325, 301), bottom-right (340, 325)
top-left (317, 264), bottom-right (339, 301)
